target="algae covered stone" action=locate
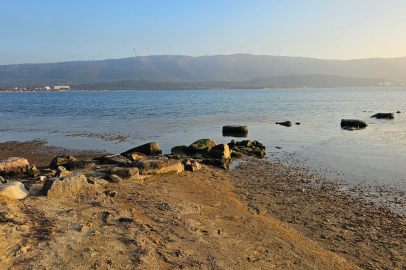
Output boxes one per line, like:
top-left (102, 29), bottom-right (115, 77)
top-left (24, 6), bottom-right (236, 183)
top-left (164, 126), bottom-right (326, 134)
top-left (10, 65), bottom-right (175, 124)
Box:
top-left (188, 139), bottom-right (217, 154)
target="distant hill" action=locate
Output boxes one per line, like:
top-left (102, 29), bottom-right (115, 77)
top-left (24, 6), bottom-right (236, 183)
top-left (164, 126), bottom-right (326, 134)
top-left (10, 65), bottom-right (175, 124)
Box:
top-left (71, 74), bottom-right (397, 90)
top-left (0, 54), bottom-right (405, 87)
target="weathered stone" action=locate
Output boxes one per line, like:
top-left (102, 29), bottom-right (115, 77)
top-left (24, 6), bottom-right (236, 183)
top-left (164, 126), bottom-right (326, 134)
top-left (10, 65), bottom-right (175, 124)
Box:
top-left (190, 161), bottom-right (202, 172)
top-left (55, 166), bottom-right (72, 177)
top-left (110, 167), bottom-right (140, 181)
top-left (341, 119), bottom-right (368, 128)
top-left (109, 174), bottom-right (122, 183)
top-left (42, 173), bottom-right (89, 196)
top-left (222, 125), bottom-right (248, 137)
top-left (132, 158), bottom-right (183, 175)
top-left (171, 145), bottom-right (189, 155)
top-left (49, 155), bottom-right (76, 169)
top-left (0, 157), bottom-right (39, 178)
top-left (230, 139), bottom-right (237, 145)
top-left (121, 142), bottom-right (162, 157)
top-left (188, 139), bottom-right (217, 154)
top-left (98, 154), bottom-right (130, 166)
top-left (202, 158), bottom-right (232, 170)
top-left (209, 144), bottom-right (231, 159)
top-left (0, 181), bottom-right (29, 200)
top-left (276, 121), bottom-right (292, 127)
top-left (371, 113), bottom-right (395, 119)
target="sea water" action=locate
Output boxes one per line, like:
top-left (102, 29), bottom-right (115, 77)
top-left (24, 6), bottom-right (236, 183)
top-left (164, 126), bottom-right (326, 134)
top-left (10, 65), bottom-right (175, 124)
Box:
top-left (0, 88), bottom-right (405, 188)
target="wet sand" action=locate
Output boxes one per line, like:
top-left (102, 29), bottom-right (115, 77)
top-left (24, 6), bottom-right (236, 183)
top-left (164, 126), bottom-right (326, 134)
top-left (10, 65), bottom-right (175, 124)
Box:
top-left (0, 140), bottom-right (405, 269)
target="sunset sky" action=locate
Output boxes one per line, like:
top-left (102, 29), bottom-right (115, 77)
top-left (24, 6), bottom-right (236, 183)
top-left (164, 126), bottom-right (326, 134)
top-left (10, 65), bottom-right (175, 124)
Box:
top-left (1, 0), bottom-right (405, 64)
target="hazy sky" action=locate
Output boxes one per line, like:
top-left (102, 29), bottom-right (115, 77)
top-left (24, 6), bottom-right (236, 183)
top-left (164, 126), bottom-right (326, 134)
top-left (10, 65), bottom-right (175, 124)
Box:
top-left (1, 0), bottom-right (405, 64)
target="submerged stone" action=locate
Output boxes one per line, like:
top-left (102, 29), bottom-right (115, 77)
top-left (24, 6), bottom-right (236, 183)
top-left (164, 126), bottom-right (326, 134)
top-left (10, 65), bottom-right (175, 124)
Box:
top-left (340, 119), bottom-right (368, 128)
top-left (371, 113), bottom-right (395, 119)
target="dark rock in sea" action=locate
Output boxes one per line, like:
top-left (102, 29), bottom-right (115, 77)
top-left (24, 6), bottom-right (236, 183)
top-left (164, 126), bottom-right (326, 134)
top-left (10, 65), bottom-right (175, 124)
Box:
top-left (228, 140), bottom-right (266, 158)
top-left (222, 125), bottom-right (248, 137)
top-left (110, 167), bottom-right (140, 181)
top-left (49, 155), bottom-right (77, 169)
top-left (276, 121), bottom-right (292, 127)
top-left (42, 173), bottom-right (89, 196)
top-left (340, 119), bottom-right (368, 128)
top-left (188, 139), bottom-right (217, 154)
top-left (396, 111), bottom-right (401, 113)
top-left (131, 158), bottom-right (183, 175)
top-left (171, 145), bottom-right (189, 155)
top-left (121, 142), bottom-right (162, 157)
top-left (371, 113), bottom-right (395, 119)
top-left (209, 144), bottom-right (231, 159)
top-left (295, 122), bottom-right (301, 125)
top-left (0, 157), bottom-right (40, 178)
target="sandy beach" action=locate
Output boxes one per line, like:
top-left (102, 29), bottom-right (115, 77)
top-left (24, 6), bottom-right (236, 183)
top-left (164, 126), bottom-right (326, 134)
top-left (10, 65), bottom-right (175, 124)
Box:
top-left (0, 140), bottom-right (405, 269)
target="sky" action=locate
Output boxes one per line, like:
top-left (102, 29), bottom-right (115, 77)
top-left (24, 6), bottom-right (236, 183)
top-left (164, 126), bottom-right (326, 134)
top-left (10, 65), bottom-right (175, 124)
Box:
top-left (1, 0), bottom-right (405, 64)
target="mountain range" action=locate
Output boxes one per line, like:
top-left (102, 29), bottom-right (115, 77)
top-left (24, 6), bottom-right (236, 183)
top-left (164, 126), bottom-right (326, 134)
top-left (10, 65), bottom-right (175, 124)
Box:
top-left (1, 54), bottom-right (405, 89)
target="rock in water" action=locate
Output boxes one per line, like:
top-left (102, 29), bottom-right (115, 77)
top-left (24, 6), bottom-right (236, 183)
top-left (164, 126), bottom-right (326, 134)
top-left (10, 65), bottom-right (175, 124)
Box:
top-left (188, 139), bottom-right (217, 154)
top-left (371, 113), bottom-right (395, 119)
top-left (209, 144), bottom-right (231, 159)
top-left (0, 181), bottom-right (29, 200)
top-left (121, 142), bottom-right (162, 157)
top-left (42, 173), bottom-right (89, 196)
top-left (132, 158), bottom-right (183, 175)
top-left (0, 157), bottom-right (39, 178)
top-left (49, 155), bottom-right (76, 169)
top-left (110, 167), bottom-right (140, 181)
top-left (276, 121), bottom-right (292, 127)
top-left (340, 119), bottom-right (368, 128)
top-left (222, 125), bottom-right (248, 137)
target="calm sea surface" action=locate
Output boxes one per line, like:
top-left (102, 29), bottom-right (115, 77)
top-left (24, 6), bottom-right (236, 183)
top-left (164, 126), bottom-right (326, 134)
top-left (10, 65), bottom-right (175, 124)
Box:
top-left (1, 88), bottom-right (406, 188)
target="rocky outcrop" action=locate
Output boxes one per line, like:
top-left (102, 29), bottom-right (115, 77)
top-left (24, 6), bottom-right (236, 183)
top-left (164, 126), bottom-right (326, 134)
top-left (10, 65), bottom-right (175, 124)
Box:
top-left (42, 173), bottom-right (89, 196)
top-left (0, 181), bottom-right (29, 200)
top-left (132, 158), bottom-right (183, 175)
top-left (228, 140), bottom-right (266, 158)
top-left (49, 155), bottom-right (76, 169)
top-left (209, 144), bottom-right (231, 159)
top-left (188, 139), bottom-right (217, 154)
top-left (371, 113), bottom-right (395, 119)
top-left (110, 167), bottom-right (140, 181)
top-left (65, 160), bottom-right (97, 170)
top-left (276, 121), bottom-right (292, 127)
top-left (222, 125), bottom-right (248, 137)
top-left (341, 119), bottom-right (368, 128)
top-left (0, 157), bottom-right (39, 178)
top-left (121, 142), bottom-right (162, 157)
top-left (171, 145), bottom-right (188, 155)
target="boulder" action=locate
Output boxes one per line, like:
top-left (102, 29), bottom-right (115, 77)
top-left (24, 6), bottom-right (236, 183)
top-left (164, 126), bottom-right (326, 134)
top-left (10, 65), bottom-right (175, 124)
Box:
top-left (54, 166), bottom-right (72, 177)
top-left (188, 139), bottom-right (217, 154)
top-left (121, 142), bottom-right (162, 157)
top-left (171, 145), bottom-right (189, 155)
top-left (222, 125), bottom-right (248, 137)
top-left (371, 113), bottom-right (395, 119)
top-left (87, 176), bottom-right (108, 186)
top-left (65, 160), bottom-right (97, 170)
top-left (276, 121), bottom-right (292, 127)
top-left (0, 176), bottom-right (6, 184)
top-left (49, 155), bottom-right (76, 169)
top-left (340, 119), bottom-right (368, 128)
top-left (209, 144), bottom-right (231, 159)
top-left (0, 157), bottom-right (39, 178)
top-left (132, 158), bottom-right (183, 175)
top-left (42, 173), bottom-right (89, 196)
top-left (0, 181), bottom-right (29, 200)
top-left (110, 167), bottom-right (140, 181)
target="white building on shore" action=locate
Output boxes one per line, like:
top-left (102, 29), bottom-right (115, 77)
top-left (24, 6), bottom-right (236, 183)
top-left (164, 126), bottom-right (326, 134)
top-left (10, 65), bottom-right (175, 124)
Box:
top-left (53, 86), bottom-right (70, 90)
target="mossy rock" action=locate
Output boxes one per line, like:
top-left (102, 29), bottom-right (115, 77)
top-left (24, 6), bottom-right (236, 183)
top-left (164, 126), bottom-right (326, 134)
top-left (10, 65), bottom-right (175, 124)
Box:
top-left (202, 157), bottom-right (232, 170)
top-left (188, 139), bottom-right (217, 154)
top-left (230, 150), bottom-right (244, 158)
